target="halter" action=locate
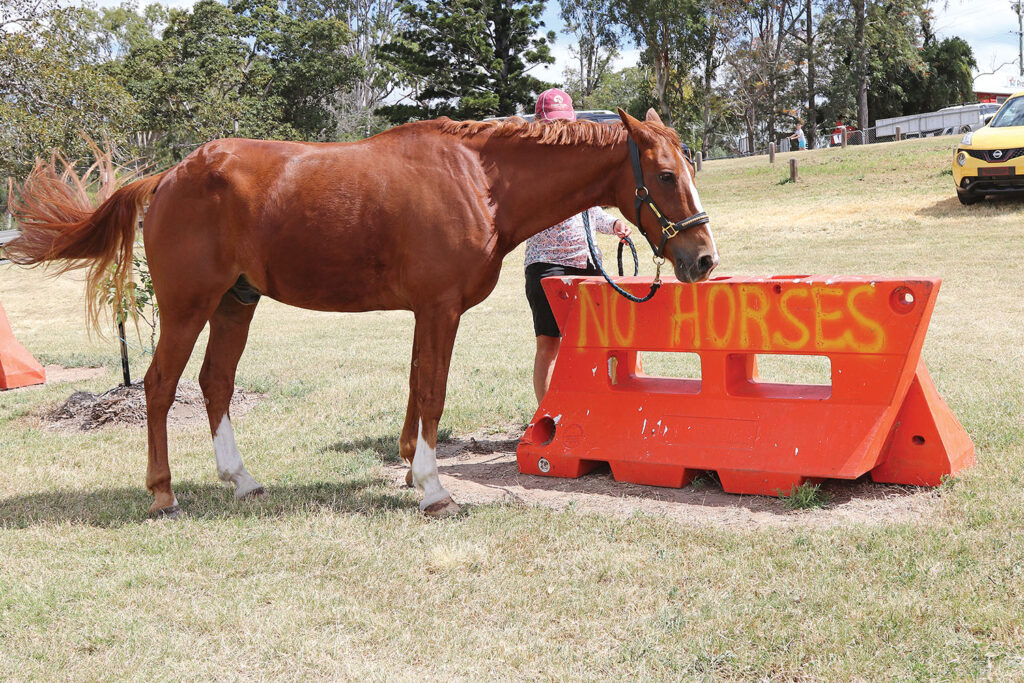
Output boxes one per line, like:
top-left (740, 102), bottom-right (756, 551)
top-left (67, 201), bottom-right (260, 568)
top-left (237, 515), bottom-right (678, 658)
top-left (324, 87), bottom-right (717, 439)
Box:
top-left (628, 137), bottom-right (709, 259)
top-left (580, 136), bottom-right (711, 304)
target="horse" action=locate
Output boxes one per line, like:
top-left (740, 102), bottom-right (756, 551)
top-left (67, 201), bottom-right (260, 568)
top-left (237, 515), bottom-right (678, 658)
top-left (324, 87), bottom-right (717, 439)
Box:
top-left (6, 108), bottom-right (718, 518)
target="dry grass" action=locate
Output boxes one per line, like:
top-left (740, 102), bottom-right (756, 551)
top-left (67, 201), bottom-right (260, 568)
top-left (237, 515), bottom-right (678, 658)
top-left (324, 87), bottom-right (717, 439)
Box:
top-left (1, 135), bottom-right (1023, 680)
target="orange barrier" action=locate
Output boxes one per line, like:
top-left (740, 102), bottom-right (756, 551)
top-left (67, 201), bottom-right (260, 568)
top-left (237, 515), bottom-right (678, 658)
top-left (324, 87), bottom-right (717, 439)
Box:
top-left (517, 276), bottom-right (974, 496)
top-left (0, 299), bottom-right (46, 390)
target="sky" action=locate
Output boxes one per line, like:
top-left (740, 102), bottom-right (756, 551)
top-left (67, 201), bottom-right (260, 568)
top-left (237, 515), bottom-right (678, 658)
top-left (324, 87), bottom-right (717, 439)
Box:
top-left (88, 0), bottom-right (1024, 84)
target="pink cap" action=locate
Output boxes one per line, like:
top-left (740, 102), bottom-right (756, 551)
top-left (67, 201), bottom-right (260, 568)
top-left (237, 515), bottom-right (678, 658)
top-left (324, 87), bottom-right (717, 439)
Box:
top-left (535, 88), bottom-right (576, 122)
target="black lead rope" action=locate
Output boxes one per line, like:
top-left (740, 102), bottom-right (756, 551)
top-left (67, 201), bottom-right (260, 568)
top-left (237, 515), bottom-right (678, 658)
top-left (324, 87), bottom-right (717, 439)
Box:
top-left (582, 210), bottom-right (661, 304)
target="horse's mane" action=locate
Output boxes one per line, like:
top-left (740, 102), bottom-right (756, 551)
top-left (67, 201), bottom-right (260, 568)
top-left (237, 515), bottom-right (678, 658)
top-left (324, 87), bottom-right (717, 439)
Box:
top-left (437, 116), bottom-right (681, 149)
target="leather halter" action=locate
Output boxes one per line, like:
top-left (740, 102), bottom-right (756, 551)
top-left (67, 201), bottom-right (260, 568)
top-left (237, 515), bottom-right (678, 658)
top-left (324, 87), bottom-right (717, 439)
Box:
top-left (628, 137), bottom-right (709, 258)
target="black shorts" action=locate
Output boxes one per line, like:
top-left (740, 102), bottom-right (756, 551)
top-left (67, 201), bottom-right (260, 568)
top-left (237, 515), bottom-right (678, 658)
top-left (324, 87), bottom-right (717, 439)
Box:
top-left (525, 261), bottom-right (600, 337)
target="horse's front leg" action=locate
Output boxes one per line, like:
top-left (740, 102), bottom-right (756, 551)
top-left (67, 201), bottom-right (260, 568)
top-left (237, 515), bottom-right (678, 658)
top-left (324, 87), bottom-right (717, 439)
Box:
top-left (405, 305), bottom-right (462, 517)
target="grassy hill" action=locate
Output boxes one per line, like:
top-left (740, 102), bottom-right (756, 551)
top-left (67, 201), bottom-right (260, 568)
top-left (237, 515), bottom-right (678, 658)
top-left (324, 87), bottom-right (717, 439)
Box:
top-left (0, 134), bottom-right (1022, 680)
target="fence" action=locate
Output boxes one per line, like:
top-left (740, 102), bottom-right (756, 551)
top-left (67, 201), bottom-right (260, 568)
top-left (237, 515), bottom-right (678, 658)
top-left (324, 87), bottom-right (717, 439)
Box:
top-left (704, 123), bottom-right (952, 161)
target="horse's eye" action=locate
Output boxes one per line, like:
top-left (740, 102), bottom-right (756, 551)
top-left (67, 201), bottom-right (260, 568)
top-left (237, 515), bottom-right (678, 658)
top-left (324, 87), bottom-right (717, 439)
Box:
top-left (658, 172), bottom-right (676, 184)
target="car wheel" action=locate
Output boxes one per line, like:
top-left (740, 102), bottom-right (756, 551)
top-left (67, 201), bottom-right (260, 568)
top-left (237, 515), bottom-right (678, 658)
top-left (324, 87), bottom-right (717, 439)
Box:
top-left (957, 189), bottom-right (979, 205)
top-left (959, 125), bottom-right (972, 134)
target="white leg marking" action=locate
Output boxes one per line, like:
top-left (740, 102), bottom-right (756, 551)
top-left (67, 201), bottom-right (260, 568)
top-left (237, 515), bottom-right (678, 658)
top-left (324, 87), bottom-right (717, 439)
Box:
top-left (411, 419), bottom-right (452, 510)
top-left (212, 414), bottom-right (264, 499)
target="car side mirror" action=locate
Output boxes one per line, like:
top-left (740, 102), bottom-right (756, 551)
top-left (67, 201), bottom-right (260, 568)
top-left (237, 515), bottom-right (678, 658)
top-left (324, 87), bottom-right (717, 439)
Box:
top-left (982, 113), bottom-right (995, 125)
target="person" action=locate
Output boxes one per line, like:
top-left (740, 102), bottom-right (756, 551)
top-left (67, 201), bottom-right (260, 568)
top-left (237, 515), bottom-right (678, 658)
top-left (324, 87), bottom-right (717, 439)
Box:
top-left (524, 88), bottom-right (632, 404)
top-left (789, 122), bottom-right (807, 150)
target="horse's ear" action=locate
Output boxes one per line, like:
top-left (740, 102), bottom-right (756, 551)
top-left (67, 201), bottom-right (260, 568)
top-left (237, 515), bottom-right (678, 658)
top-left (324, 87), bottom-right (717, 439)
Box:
top-left (618, 108), bottom-right (649, 142)
top-left (645, 108), bottom-right (663, 125)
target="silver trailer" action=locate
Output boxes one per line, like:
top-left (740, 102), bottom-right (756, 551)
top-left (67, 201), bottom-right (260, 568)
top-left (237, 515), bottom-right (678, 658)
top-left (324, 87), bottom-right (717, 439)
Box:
top-left (875, 103), bottom-right (1001, 138)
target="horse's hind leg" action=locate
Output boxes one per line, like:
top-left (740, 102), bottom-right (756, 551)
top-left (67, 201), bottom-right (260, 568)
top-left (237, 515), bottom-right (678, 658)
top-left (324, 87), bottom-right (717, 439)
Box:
top-left (144, 303), bottom-right (217, 518)
top-left (198, 293), bottom-right (264, 499)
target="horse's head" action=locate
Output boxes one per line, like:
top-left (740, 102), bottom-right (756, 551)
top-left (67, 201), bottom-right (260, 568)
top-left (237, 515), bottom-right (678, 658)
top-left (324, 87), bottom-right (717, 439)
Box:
top-left (616, 108), bottom-right (718, 283)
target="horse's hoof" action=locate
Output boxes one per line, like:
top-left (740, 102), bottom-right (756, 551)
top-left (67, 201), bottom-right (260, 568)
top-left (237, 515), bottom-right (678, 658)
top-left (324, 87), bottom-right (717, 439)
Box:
top-left (405, 469), bottom-right (413, 488)
top-left (422, 497), bottom-right (461, 518)
top-left (240, 486), bottom-right (268, 501)
top-left (149, 505), bottom-right (182, 520)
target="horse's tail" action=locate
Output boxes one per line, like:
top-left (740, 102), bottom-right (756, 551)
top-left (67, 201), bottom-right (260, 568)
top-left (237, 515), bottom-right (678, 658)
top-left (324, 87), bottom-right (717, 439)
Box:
top-left (4, 154), bottom-right (167, 332)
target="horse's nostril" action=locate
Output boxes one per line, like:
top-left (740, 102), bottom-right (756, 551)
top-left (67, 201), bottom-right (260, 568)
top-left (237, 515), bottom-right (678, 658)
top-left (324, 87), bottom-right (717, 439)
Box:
top-left (697, 254), bottom-right (715, 274)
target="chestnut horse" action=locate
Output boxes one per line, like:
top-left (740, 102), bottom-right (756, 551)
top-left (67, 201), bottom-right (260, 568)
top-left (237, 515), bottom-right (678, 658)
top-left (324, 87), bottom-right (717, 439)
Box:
top-left (7, 109), bottom-right (717, 518)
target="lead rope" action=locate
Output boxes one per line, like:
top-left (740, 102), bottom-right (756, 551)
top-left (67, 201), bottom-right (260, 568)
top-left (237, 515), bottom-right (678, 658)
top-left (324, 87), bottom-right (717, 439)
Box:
top-left (582, 210), bottom-right (662, 304)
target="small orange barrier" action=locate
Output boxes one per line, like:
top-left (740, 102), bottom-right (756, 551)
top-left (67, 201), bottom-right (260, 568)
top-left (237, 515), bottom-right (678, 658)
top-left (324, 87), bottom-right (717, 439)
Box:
top-left (517, 276), bottom-right (974, 496)
top-left (0, 299), bottom-right (46, 390)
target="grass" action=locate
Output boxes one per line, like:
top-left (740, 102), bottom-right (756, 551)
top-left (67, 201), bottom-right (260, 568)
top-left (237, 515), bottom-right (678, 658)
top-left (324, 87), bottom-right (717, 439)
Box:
top-left (2, 135), bottom-right (1024, 680)
top-left (782, 483), bottom-right (831, 510)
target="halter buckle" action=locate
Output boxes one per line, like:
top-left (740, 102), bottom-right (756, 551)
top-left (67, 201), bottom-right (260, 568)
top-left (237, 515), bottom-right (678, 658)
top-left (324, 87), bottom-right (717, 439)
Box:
top-left (635, 186), bottom-right (649, 199)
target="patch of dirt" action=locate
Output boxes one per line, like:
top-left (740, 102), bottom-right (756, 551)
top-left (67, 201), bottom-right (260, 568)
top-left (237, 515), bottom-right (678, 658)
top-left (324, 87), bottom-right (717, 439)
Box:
top-left (385, 425), bottom-right (941, 529)
top-left (43, 364), bottom-right (107, 384)
top-left (45, 379), bottom-right (261, 431)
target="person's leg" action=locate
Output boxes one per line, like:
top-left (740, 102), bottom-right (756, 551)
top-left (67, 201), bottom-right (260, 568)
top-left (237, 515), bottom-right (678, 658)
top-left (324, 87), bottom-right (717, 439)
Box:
top-left (534, 334), bottom-right (560, 403)
top-left (525, 262), bottom-right (572, 404)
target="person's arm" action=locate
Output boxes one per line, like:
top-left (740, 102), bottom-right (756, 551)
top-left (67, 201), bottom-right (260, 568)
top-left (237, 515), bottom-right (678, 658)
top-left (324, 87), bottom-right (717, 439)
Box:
top-left (591, 207), bottom-right (632, 240)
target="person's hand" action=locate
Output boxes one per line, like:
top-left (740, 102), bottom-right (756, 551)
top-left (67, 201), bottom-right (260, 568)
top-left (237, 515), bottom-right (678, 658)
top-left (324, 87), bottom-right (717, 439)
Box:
top-left (612, 220), bottom-right (631, 242)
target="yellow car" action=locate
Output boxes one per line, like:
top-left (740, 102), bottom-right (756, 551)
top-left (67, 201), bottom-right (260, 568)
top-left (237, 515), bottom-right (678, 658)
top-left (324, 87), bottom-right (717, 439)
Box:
top-left (953, 91), bottom-right (1024, 205)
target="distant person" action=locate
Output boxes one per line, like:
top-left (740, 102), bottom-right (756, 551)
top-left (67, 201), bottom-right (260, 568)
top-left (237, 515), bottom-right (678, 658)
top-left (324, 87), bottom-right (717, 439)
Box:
top-left (789, 122), bottom-right (807, 150)
top-left (524, 88), bottom-right (632, 404)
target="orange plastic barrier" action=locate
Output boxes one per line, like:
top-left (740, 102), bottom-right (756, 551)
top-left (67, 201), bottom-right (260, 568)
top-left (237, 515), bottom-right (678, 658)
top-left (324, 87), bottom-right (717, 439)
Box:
top-left (517, 276), bottom-right (974, 496)
top-left (0, 299), bottom-right (46, 390)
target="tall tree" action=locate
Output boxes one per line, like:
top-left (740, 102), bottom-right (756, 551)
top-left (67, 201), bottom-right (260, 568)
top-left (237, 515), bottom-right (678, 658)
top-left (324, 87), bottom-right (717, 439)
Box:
top-left (0, 1), bottom-right (137, 178)
top-left (120, 0), bottom-right (359, 161)
top-left (723, 0), bottom-right (803, 152)
top-left (610, 0), bottom-right (704, 127)
top-left (818, 0), bottom-right (926, 134)
top-left (558, 0), bottom-right (619, 108)
top-left (382, 0), bottom-right (554, 121)
top-left (288, 0), bottom-right (409, 137)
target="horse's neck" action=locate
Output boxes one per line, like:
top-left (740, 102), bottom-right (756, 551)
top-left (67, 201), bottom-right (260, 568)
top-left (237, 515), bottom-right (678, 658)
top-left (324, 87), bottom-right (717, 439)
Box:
top-left (482, 138), bottom-right (627, 250)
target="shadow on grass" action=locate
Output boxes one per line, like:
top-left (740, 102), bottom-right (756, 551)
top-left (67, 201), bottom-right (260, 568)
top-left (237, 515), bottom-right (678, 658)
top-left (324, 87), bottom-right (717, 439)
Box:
top-left (0, 475), bottom-right (414, 529)
top-left (320, 426), bottom-right (455, 464)
top-left (917, 192), bottom-right (1024, 217)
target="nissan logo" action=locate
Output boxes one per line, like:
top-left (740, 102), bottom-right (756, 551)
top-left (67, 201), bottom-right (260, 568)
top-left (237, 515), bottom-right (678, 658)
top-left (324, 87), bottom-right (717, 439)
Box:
top-left (993, 150), bottom-right (1004, 159)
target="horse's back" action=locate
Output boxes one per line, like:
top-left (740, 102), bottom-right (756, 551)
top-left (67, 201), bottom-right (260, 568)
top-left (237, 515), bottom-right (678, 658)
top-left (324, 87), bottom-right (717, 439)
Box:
top-left (143, 129), bottom-right (499, 312)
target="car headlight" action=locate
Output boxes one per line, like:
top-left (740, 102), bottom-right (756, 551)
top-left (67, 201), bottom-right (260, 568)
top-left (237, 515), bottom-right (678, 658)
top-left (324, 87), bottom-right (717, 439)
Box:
top-left (961, 131), bottom-right (973, 145)
top-left (957, 151), bottom-right (967, 166)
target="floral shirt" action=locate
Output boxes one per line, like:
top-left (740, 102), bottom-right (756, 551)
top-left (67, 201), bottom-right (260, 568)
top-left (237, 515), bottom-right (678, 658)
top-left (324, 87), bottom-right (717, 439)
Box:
top-left (524, 207), bottom-right (619, 269)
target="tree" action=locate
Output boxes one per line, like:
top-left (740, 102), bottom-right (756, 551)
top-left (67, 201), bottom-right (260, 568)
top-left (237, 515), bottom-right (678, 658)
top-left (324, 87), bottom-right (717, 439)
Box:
top-left (585, 65), bottom-right (656, 117)
top-left (0, 1), bottom-right (138, 179)
top-left (723, 0), bottom-right (804, 152)
top-left (287, 0), bottom-right (410, 137)
top-left (119, 0), bottom-right (359, 161)
top-left (818, 0), bottom-right (927, 133)
top-left (558, 0), bottom-right (619, 108)
top-left (381, 0), bottom-right (554, 121)
top-left (609, 0), bottom-right (704, 127)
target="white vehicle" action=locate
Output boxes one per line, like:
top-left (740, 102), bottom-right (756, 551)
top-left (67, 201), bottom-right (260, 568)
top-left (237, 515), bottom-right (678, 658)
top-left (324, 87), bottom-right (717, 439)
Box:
top-left (875, 103), bottom-right (1001, 138)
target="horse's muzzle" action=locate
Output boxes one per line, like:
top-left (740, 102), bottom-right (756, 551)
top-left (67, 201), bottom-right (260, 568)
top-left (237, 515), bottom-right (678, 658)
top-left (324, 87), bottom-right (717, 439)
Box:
top-left (675, 253), bottom-right (718, 283)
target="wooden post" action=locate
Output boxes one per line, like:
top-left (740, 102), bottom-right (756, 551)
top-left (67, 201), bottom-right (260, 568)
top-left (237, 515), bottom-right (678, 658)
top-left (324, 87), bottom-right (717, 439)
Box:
top-left (789, 158), bottom-right (798, 183)
top-left (695, 151), bottom-right (703, 172)
top-left (769, 142), bottom-right (776, 164)
top-left (896, 126), bottom-right (902, 142)
top-left (841, 128), bottom-right (848, 148)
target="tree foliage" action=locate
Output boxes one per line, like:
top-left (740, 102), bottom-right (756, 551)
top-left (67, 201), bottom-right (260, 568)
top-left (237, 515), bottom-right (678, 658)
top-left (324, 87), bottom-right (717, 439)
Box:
top-left (119, 0), bottom-right (359, 162)
top-left (380, 0), bottom-right (554, 121)
top-left (558, 0), bottom-right (619, 108)
top-left (0, 1), bottom-right (137, 178)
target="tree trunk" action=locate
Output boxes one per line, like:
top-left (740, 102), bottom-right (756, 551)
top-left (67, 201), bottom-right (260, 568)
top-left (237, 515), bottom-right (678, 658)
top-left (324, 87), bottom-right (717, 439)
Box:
top-left (701, 25), bottom-right (717, 155)
top-left (654, 48), bottom-right (674, 127)
top-left (805, 0), bottom-right (816, 148)
top-left (854, 0), bottom-right (869, 135)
